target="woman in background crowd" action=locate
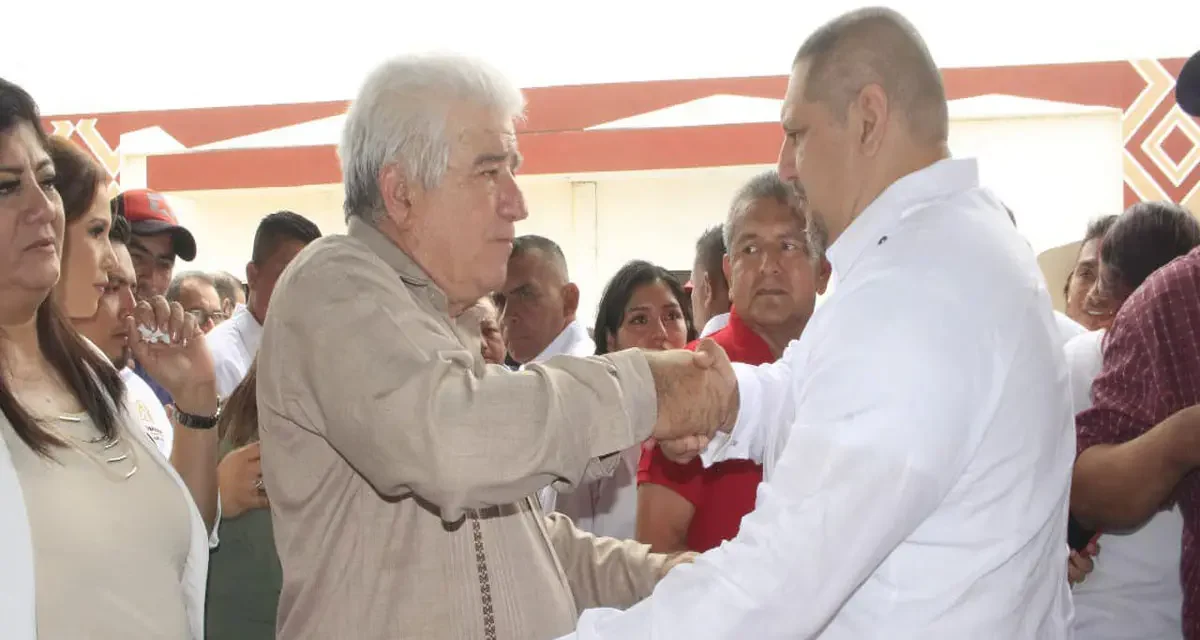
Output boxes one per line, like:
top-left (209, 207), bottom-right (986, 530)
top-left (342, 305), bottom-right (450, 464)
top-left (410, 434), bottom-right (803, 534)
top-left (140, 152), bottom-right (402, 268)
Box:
top-left (207, 361), bottom-right (279, 640)
top-left (544, 260), bottom-right (696, 540)
top-left (594, 260), bottom-right (696, 355)
top-left (1067, 200), bottom-right (1200, 640)
top-left (1062, 215), bottom-right (1118, 332)
top-left (0, 77), bottom-right (217, 639)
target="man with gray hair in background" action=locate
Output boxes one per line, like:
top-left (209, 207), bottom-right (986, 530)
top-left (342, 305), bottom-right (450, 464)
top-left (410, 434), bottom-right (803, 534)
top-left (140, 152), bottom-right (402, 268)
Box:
top-left (209, 271), bottom-right (245, 319)
top-left (255, 53), bottom-right (731, 638)
top-left (165, 271), bottom-right (226, 333)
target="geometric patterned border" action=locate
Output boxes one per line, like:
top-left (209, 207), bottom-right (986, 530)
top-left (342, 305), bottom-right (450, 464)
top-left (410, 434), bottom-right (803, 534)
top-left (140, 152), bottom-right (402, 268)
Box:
top-left (1125, 59), bottom-right (1200, 210)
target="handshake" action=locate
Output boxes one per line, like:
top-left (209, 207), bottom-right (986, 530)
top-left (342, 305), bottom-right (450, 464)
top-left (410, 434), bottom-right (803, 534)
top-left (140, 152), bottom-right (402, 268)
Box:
top-left (643, 339), bottom-right (740, 464)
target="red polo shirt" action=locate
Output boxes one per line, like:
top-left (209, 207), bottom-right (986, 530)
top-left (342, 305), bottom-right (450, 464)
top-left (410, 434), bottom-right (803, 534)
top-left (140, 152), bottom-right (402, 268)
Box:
top-left (637, 307), bottom-right (775, 552)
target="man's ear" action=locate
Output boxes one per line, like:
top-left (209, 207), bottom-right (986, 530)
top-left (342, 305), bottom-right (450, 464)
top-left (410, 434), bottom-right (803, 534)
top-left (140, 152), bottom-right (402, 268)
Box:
top-left (379, 163), bottom-right (417, 229)
top-left (721, 255), bottom-right (733, 301)
top-left (244, 261), bottom-right (257, 292)
top-left (815, 257), bottom-right (832, 295)
top-left (855, 84), bottom-right (889, 157)
top-left (562, 283), bottom-right (580, 319)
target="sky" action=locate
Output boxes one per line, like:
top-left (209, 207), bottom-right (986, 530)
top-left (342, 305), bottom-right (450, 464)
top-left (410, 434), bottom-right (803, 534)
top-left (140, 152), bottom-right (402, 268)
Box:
top-left (7, 0), bottom-right (1199, 116)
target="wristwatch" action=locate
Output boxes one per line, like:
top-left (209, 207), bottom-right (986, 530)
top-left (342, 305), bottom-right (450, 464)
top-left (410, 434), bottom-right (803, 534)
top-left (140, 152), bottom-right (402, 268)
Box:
top-left (169, 399), bottom-right (222, 430)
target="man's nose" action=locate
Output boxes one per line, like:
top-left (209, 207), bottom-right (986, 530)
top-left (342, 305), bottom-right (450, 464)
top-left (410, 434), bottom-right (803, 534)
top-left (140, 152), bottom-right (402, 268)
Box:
top-left (777, 138), bottom-right (797, 182)
top-left (499, 178), bottom-right (529, 222)
top-left (760, 249), bottom-right (784, 275)
top-left (118, 288), bottom-right (136, 316)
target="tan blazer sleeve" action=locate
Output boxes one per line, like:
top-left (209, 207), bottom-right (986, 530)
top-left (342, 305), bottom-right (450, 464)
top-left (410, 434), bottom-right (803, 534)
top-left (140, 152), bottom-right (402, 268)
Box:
top-left (275, 244), bottom-right (657, 522)
top-left (545, 512), bottom-right (667, 612)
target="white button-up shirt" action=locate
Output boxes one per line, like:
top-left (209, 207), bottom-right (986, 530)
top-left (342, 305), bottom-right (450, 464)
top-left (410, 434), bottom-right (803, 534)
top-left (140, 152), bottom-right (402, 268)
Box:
top-left (121, 367), bottom-right (174, 459)
top-left (1064, 329), bottom-right (1183, 640)
top-left (566, 158), bottom-right (1075, 638)
top-left (699, 312), bottom-right (731, 339)
top-left (206, 304), bottom-right (263, 399)
top-left (533, 319), bottom-right (639, 540)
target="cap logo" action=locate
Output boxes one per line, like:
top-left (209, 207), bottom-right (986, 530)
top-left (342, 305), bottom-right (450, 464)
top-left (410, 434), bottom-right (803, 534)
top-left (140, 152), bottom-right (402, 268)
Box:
top-left (144, 192), bottom-right (175, 222)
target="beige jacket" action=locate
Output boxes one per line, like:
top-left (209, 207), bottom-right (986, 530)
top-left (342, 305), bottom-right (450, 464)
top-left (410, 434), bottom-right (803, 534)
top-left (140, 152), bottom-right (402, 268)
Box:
top-left (257, 218), bottom-right (664, 639)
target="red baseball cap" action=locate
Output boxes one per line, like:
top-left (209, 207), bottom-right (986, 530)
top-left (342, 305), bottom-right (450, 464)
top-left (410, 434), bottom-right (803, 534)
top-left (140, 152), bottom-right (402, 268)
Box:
top-left (110, 189), bottom-right (197, 261)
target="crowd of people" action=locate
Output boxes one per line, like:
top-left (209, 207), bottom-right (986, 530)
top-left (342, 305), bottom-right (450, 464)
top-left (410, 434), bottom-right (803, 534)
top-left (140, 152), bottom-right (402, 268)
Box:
top-left (2, 5), bottom-right (1200, 639)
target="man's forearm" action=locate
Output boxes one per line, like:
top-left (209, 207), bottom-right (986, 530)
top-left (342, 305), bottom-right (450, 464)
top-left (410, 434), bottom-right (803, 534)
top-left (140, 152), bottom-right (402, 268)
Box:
top-left (1073, 409), bottom-right (1196, 530)
top-left (169, 420), bottom-right (220, 532)
top-left (546, 513), bottom-right (665, 611)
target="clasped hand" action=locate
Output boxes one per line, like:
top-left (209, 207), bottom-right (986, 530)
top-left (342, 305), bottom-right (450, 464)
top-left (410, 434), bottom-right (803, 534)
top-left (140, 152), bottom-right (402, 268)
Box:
top-left (644, 339), bottom-right (738, 464)
top-left (125, 295), bottom-right (218, 416)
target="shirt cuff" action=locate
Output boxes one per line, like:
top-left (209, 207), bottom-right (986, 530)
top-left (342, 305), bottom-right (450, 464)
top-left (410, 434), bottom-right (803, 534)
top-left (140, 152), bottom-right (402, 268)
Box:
top-left (700, 362), bottom-right (760, 468)
top-left (208, 492), bottom-right (222, 549)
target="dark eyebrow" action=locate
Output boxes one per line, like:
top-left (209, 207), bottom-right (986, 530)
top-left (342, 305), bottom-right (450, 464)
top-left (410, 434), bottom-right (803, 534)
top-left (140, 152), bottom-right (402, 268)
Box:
top-left (128, 239), bottom-right (174, 262)
top-left (0, 159), bottom-right (53, 174)
top-left (627, 305), bottom-right (651, 313)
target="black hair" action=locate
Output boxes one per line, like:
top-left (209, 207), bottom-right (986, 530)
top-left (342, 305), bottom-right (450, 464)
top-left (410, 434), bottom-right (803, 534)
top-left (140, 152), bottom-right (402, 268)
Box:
top-left (251, 210), bottom-right (322, 264)
top-left (694, 226), bottom-right (727, 292)
top-left (593, 260), bottom-right (697, 355)
top-left (1101, 201), bottom-right (1200, 291)
top-left (109, 211), bottom-right (132, 245)
top-left (0, 77), bottom-right (124, 456)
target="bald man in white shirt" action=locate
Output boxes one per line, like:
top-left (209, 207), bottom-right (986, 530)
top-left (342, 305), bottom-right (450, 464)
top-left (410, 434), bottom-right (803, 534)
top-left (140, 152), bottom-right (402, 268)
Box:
top-left (567, 7), bottom-right (1073, 639)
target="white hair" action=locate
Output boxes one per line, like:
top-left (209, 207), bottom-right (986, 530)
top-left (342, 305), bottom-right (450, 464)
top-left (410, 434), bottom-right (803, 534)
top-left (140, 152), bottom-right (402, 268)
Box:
top-left (339, 53), bottom-right (526, 223)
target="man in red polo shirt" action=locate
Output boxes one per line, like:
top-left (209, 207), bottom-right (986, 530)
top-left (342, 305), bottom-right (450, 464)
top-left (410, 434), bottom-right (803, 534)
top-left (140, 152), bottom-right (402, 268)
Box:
top-left (637, 170), bottom-right (829, 552)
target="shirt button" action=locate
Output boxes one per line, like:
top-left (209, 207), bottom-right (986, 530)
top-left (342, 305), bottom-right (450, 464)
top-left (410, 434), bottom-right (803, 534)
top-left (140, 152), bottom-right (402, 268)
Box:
top-left (878, 236), bottom-right (888, 245)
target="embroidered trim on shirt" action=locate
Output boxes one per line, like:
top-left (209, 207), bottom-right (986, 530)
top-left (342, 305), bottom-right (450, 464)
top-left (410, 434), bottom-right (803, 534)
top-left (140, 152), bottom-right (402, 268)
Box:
top-left (471, 517), bottom-right (497, 640)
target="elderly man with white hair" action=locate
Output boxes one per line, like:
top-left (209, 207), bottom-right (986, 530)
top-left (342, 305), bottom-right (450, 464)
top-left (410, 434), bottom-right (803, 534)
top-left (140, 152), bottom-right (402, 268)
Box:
top-left (255, 54), bottom-right (732, 638)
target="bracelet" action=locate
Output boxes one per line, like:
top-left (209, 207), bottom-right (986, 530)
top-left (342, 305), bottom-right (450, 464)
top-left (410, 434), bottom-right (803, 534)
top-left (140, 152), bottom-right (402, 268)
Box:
top-left (169, 399), bottom-right (222, 430)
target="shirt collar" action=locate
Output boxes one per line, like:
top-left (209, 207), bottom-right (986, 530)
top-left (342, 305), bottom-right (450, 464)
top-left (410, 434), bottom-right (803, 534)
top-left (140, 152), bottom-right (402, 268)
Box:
top-left (826, 158), bottom-right (979, 281)
top-left (699, 312), bottom-right (731, 339)
top-left (531, 319), bottom-right (595, 363)
top-left (724, 306), bottom-right (776, 361)
top-left (231, 303), bottom-right (263, 348)
top-left (348, 217), bottom-right (435, 288)
top-left (347, 217), bottom-right (450, 311)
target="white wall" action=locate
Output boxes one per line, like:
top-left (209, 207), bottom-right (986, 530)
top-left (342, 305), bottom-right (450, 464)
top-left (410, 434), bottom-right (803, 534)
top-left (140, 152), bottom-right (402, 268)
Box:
top-left (517, 166), bottom-right (773, 324)
top-left (949, 112), bottom-right (1125, 254)
top-left (162, 185), bottom-right (347, 280)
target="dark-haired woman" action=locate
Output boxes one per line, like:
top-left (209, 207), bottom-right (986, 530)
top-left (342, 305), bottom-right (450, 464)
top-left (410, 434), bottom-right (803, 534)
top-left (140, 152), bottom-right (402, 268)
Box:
top-left (46, 136), bottom-right (221, 537)
top-left (0, 78), bottom-right (217, 639)
top-left (206, 361), bottom-right (283, 640)
top-left (544, 260), bottom-right (695, 540)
